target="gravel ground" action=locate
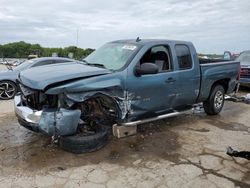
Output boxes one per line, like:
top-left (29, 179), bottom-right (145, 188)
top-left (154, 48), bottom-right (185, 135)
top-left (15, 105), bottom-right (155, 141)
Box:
top-left (0, 91), bottom-right (250, 188)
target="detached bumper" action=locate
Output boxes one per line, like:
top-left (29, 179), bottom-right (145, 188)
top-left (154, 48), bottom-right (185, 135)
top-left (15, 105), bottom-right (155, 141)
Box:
top-left (14, 95), bottom-right (81, 136)
top-left (17, 116), bottom-right (40, 133)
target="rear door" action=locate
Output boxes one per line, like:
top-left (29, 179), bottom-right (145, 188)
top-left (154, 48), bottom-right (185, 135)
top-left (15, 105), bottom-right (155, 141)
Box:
top-left (172, 44), bottom-right (200, 106)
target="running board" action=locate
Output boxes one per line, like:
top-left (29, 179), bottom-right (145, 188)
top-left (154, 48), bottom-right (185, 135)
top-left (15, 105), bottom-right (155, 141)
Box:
top-left (121, 111), bottom-right (183, 126)
top-left (113, 111), bottom-right (186, 138)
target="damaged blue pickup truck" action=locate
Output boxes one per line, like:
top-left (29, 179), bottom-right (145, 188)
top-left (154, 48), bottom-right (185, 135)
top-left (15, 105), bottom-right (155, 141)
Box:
top-left (15, 39), bottom-right (240, 153)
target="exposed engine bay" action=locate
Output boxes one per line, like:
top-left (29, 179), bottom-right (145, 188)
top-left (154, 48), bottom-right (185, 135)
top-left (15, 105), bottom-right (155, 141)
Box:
top-left (18, 83), bottom-right (119, 137)
top-left (72, 96), bottom-right (118, 135)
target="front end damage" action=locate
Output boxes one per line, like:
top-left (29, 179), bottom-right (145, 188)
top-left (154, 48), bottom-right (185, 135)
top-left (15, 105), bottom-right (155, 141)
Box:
top-left (14, 83), bottom-right (127, 138)
top-left (15, 95), bottom-right (81, 135)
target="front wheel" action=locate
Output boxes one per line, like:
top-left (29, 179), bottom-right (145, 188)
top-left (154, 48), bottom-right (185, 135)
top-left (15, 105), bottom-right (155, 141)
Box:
top-left (0, 81), bottom-right (17, 100)
top-left (203, 85), bottom-right (225, 115)
top-left (59, 125), bottom-right (109, 154)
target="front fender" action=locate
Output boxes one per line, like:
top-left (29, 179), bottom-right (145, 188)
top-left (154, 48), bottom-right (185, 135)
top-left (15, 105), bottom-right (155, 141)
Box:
top-left (45, 73), bottom-right (133, 120)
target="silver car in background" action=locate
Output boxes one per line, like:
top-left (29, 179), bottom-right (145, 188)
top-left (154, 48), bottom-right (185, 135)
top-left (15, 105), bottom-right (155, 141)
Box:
top-left (0, 57), bottom-right (76, 100)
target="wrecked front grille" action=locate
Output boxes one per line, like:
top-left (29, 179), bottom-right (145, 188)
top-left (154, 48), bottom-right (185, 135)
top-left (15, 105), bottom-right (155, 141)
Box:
top-left (19, 84), bottom-right (58, 110)
top-left (23, 92), bottom-right (41, 110)
top-left (19, 84), bottom-right (35, 96)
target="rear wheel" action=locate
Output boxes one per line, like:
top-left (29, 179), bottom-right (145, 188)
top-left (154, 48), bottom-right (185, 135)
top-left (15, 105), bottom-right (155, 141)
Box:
top-left (203, 85), bottom-right (225, 115)
top-left (0, 81), bottom-right (17, 100)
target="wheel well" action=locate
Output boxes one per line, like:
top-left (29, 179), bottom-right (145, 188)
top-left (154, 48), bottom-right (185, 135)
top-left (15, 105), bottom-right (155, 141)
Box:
top-left (0, 80), bottom-right (17, 85)
top-left (72, 94), bottom-right (121, 124)
top-left (211, 78), bottom-right (230, 93)
top-left (0, 80), bottom-right (18, 88)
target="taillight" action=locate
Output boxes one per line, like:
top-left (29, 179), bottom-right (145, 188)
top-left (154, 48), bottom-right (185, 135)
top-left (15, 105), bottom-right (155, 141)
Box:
top-left (236, 68), bottom-right (241, 80)
top-left (240, 69), bottom-right (248, 74)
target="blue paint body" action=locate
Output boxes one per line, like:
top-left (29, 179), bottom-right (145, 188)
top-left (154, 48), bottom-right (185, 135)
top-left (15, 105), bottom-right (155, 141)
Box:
top-left (16, 39), bottom-right (240, 134)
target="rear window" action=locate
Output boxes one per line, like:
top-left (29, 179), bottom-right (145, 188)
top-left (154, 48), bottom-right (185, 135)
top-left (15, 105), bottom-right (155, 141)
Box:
top-left (32, 60), bottom-right (54, 67)
top-left (175, 45), bottom-right (192, 69)
top-left (55, 59), bottom-right (72, 63)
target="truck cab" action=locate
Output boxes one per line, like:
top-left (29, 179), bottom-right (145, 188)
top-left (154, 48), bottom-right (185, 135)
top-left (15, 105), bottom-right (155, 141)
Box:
top-left (14, 39), bottom-right (240, 153)
top-left (124, 40), bottom-right (201, 120)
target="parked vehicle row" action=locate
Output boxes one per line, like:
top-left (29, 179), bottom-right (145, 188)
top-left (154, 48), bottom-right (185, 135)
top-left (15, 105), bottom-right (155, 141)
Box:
top-left (0, 57), bottom-right (77, 100)
top-left (236, 51), bottom-right (250, 87)
top-left (223, 50), bottom-right (250, 87)
top-left (14, 39), bottom-right (240, 153)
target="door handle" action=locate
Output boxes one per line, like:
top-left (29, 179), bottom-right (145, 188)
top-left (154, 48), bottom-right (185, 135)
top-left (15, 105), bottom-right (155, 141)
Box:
top-left (165, 77), bottom-right (176, 83)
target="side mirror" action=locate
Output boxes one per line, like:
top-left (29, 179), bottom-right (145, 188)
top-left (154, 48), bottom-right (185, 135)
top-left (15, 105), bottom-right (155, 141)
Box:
top-left (135, 62), bottom-right (158, 76)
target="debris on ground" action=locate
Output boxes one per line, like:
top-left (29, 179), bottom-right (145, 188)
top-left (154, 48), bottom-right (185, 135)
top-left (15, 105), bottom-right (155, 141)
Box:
top-left (0, 144), bottom-right (6, 151)
top-left (226, 146), bottom-right (250, 160)
top-left (225, 93), bottom-right (250, 104)
top-left (132, 159), bottom-right (142, 165)
top-left (192, 103), bottom-right (204, 113)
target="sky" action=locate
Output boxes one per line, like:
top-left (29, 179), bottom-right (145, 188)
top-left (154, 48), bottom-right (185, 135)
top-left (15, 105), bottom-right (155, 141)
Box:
top-left (0, 0), bottom-right (249, 53)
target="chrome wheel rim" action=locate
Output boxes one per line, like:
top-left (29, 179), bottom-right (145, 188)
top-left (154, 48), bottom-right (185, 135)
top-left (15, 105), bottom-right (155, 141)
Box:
top-left (214, 90), bottom-right (224, 109)
top-left (0, 82), bottom-right (16, 99)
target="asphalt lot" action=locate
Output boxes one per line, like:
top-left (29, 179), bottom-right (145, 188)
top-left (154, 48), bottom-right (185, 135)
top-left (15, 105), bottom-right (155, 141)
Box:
top-left (0, 63), bottom-right (250, 187)
top-left (0, 91), bottom-right (249, 188)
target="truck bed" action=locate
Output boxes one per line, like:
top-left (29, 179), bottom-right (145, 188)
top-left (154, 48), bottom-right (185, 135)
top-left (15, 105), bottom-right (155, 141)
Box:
top-left (199, 58), bottom-right (230, 64)
top-left (197, 60), bottom-right (240, 102)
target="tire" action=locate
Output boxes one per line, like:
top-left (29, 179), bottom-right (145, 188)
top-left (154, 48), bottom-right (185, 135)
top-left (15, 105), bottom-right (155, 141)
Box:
top-left (59, 126), bottom-right (109, 154)
top-left (0, 80), bottom-right (17, 100)
top-left (203, 85), bottom-right (225, 115)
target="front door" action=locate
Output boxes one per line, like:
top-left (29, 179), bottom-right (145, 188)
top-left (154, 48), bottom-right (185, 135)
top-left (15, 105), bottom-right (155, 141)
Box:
top-left (126, 45), bottom-right (178, 120)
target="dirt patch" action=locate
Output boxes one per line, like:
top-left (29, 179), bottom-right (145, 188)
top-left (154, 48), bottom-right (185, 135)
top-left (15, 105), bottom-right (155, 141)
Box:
top-left (106, 122), bottom-right (180, 163)
top-left (1, 98), bottom-right (250, 188)
top-left (205, 119), bottom-right (250, 132)
top-left (187, 128), bottom-right (210, 132)
top-left (0, 113), bottom-right (180, 175)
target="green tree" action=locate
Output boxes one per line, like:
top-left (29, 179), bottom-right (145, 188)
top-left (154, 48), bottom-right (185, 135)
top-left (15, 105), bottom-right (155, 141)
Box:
top-left (0, 41), bottom-right (95, 59)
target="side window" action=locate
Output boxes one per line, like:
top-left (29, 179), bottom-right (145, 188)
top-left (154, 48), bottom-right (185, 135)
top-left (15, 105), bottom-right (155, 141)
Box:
top-left (223, 51), bottom-right (231, 60)
top-left (32, 60), bottom-right (54, 67)
top-left (140, 45), bottom-right (171, 72)
top-left (55, 59), bottom-right (72, 63)
top-left (175, 45), bottom-right (192, 70)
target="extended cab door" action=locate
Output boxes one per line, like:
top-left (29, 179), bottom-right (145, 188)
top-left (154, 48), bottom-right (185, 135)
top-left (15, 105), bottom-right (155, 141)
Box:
top-left (172, 44), bottom-right (200, 106)
top-left (126, 44), bottom-right (179, 119)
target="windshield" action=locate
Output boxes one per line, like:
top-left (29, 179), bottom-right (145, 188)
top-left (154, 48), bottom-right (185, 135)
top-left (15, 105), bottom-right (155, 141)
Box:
top-left (236, 52), bottom-right (250, 65)
top-left (14, 59), bottom-right (35, 71)
top-left (84, 43), bottom-right (139, 70)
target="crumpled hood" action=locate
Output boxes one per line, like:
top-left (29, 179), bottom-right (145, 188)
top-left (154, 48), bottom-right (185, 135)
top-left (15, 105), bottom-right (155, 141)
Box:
top-left (19, 62), bottom-right (111, 90)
